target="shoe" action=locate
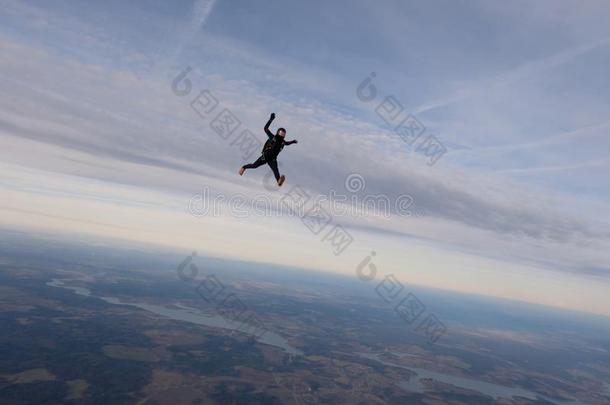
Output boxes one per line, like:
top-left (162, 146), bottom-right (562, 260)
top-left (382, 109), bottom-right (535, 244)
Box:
top-left (277, 175), bottom-right (285, 186)
top-left (239, 167), bottom-right (245, 176)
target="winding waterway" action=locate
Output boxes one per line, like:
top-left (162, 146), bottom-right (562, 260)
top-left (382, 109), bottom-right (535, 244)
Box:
top-left (46, 279), bottom-right (302, 356)
top-left (356, 352), bottom-right (584, 404)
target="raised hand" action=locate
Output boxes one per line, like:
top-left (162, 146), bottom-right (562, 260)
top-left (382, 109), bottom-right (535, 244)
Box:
top-left (270, 112), bottom-right (276, 120)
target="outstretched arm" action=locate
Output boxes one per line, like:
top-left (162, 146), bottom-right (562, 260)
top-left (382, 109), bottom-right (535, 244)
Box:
top-left (264, 113), bottom-right (275, 139)
top-left (284, 139), bottom-right (298, 145)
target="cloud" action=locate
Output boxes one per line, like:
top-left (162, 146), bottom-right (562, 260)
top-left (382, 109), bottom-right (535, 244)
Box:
top-left (495, 159), bottom-right (610, 174)
top-left (454, 120), bottom-right (610, 158)
top-left (1, 0), bottom-right (610, 305)
top-left (162, 0), bottom-right (218, 70)
top-left (412, 35), bottom-right (610, 116)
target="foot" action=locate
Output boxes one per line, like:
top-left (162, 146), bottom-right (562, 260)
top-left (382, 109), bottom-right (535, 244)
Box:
top-left (277, 175), bottom-right (285, 187)
top-left (239, 167), bottom-right (245, 176)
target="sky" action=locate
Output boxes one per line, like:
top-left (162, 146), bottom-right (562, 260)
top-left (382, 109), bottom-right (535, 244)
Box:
top-left (1, 0), bottom-right (610, 316)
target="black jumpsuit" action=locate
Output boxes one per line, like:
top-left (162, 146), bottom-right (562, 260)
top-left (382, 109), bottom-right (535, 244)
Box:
top-left (242, 117), bottom-right (296, 180)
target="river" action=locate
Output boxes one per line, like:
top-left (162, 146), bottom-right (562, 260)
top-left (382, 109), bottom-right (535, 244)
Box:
top-left (356, 352), bottom-right (584, 404)
top-left (46, 279), bottom-right (302, 356)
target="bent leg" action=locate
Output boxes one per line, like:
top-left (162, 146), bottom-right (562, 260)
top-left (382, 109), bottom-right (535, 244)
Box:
top-left (243, 156), bottom-right (266, 169)
top-left (267, 159), bottom-right (281, 181)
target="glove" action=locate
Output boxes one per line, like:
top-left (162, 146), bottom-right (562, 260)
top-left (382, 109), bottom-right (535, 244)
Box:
top-left (270, 113), bottom-right (276, 120)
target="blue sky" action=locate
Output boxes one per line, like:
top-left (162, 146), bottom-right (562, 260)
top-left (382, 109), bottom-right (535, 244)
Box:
top-left (1, 0), bottom-right (609, 316)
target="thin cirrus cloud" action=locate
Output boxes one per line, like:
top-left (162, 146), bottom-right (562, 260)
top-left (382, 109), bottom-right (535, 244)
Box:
top-left (1, 0), bottom-right (610, 315)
